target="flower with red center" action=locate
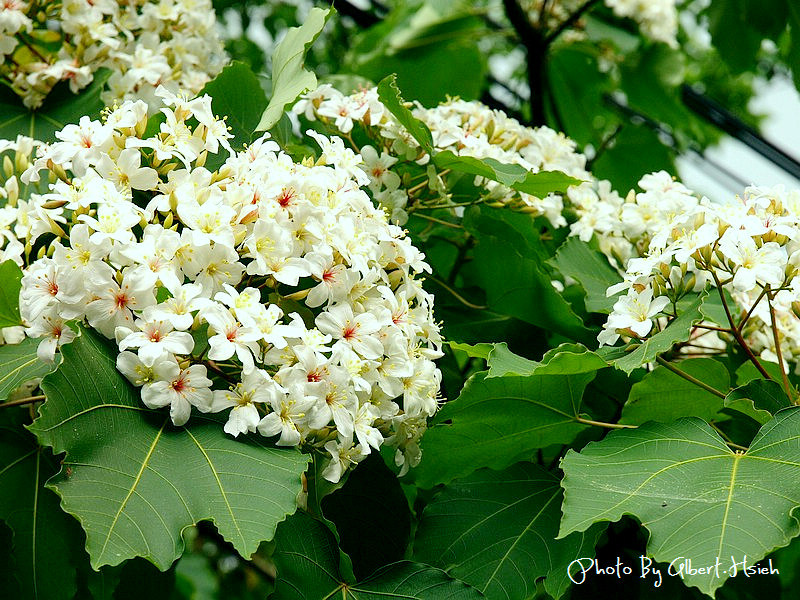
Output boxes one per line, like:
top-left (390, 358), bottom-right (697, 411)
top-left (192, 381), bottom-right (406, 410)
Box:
top-left (117, 315), bottom-right (194, 366)
top-left (142, 360), bottom-right (213, 426)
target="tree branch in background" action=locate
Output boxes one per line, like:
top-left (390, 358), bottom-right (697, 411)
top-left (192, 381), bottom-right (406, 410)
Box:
top-left (502, 0), bottom-right (547, 125)
top-left (543, 0), bottom-right (602, 45)
top-left (334, 0), bottom-right (381, 28)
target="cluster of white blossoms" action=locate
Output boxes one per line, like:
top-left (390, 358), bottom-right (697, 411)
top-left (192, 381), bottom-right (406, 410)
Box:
top-left (0, 0), bottom-right (225, 109)
top-left (519, 0), bottom-right (678, 47)
top-left (12, 90), bottom-right (443, 482)
top-left (595, 174), bottom-right (800, 371)
top-left (295, 85), bottom-right (591, 226)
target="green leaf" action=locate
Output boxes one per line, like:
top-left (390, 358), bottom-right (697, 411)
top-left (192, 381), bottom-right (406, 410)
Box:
top-left (0, 410), bottom-right (85, 600)
top-left (790, 5), bottom-right (800, 94)
top-left (321, 453), bottom-right (411, 580)
top-left (591, 124), bottom-right (675, 193)
top-left (487, 342), bottom-right (607, 378)
top-left (0, 69), bottom-right (111, 142)
top-left (706, 0), bottom-right (770, 73)
top-left (199, 61), bottom-right (267, 150)
top-left (111, 558), bottom-right (176, 600)
top-left (376, 74), bottom-right (434, 155)
top-left (619, 358), bottom-right (730, 425)
top-left (734, 360), bottom-right (785, 386)
top-left (547, 44), bottom-right (611, 146)
top-left (272, 510), bottom-right (483, 599)
top-left (433, 150), bottom-right (582, 197)
top-left (347, 4), bottom-right (488, 105)
top-left (548, 238), bottom-right (622, 314)
top-left (724, 380), bottom-right (792, 425)
top-left (414, 462), bottom-right (603, 600)
top-left (698, 288), bottom-right (736, 328)
top-left (612, 292), bottom-right (707, 374)
top-left (559, 409), bottom-right (800, 596)
top-left (0, 337), bottom-right (54, 403)
top-left (256, 7), bottom-right (330, 131)
top-left (485, 343), bottom-right (537, 377)
top-left (471, 236), bottom-right (591, 342)
top-left (447, 341), bottom-right (494, 360)
top-left (463, 204), bottom-right (551, 261)
top-left (413, 369), bottom-right (596, 488)
top-left (0, 259), bottom-right (23, 328)
top-left (29, 326), bottom-right (309, 570)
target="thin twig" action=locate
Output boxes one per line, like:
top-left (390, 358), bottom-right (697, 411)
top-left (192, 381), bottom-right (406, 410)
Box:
top-left (655, 356), bottom-right (726, 399)
top-left (412, 213), bottom-right (464, 229)
top-left (710, 422), bottom-right (749, 452)
top-left (543, 0), bottom-right (602, 45)
top-left (425, 275), bottom-right (487, 310)
top-left (1, 395), bottom-right (46, 409)
top-left (575, 416), bottom-right (637, 429)
top-left (693, 323), bottom-right (733, 334)
top-left (203, 360), bottom-right (236, 383)
top-left (767, 289), bottom-right (794, 400)
top-left (736, 285), bottom-right (770, 333)
top-left (709, 270), bottom-right (774, 380)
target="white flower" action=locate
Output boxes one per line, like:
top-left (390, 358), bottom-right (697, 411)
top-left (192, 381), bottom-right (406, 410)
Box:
top-left (117, 318), bottom-right (194, 366)
top-left (141, 360), bottom-right (213, 426)
top-left (718, 230), bottom-right (786, 292)
top-left (256, 386), bottom-right (316, 446)
top-left (16, 91), bottom-right (443, 483)
top-left (202, 305), bottom-right (261, 374)
top-left (211, 369), bottom-right (283, 437)
top-left (605, 287), bottom-right (670, 340)
top-left (321, 439), bottom-right (364, 483)
top-left (316, 304), bottom-right (384, 359)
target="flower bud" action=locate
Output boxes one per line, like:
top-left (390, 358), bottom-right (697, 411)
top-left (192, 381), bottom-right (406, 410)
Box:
top-left (792, 301), bottom-right (800, 320)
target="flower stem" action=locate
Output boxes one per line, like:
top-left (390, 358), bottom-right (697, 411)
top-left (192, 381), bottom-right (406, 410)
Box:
top-left (709, 270), bottom-right (774, 381)
top-left (767, 289), bottom-right (794, 401)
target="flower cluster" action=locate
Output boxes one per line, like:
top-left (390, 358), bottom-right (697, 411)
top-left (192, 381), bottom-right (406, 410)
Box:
top-left (14, 90), bottom-right (443, 482)
top-left (295, 86), bottom-right (591, 226)
top-left (1, 0), bottom-right (225, 109)
top-left (519, 0), bottom-right (678, 47)
top-left (566, 171), bottom-right (697, 268)
top-left (596, 174), bottom-right (800, 372)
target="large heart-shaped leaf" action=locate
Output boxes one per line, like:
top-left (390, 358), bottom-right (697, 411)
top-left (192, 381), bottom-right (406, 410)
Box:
top-left (272, 510), bottom-right (483, 599)
top-left (559, 409), bottom-right (800, 596)
top-left (0, 337), bottom-right (54, 403)
top-left (414, 362), bottom-right (599, 488)
top-left (415, 462), bottom-right (603, 600)
top-left (0, 410), bottom-right (85, 600)
top-left (29, 326), bottom-right (309, 569)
